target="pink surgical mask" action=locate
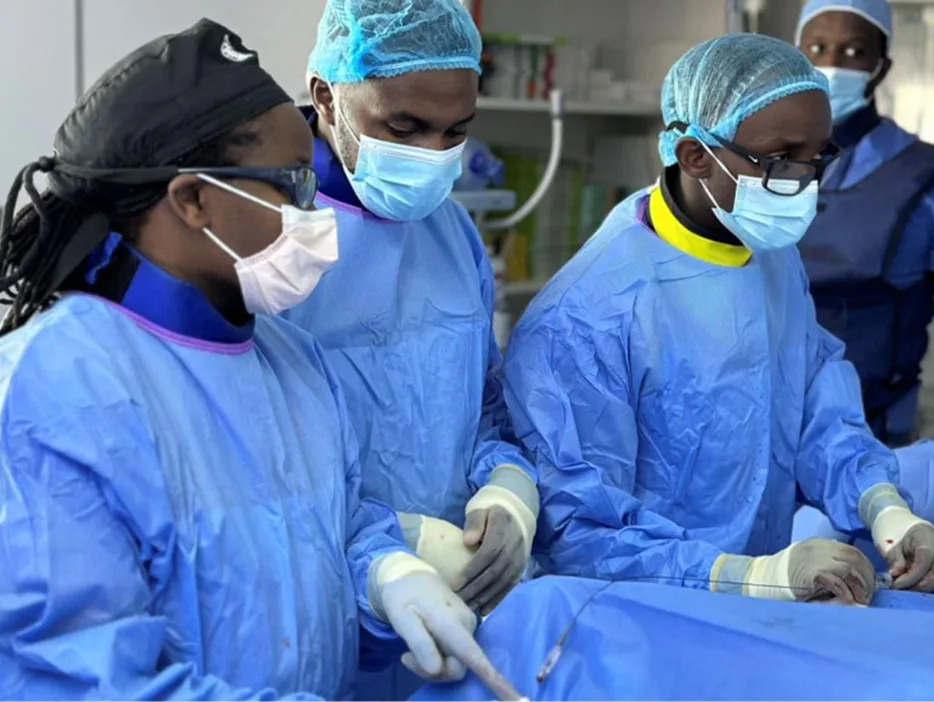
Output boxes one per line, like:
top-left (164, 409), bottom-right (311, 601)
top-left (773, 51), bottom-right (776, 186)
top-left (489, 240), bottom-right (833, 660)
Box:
top-left (198, 174), bottom-right (338, 315)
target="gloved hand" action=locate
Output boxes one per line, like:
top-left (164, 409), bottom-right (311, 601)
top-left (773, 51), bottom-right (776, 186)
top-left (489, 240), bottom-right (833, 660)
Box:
top-left (396, 512), bottom-right (476, 589)
top-left (456, 466), bottom-right (539, 615)
top-left (368, 552), bottom-right (499, 683)
top-left (784, 539), bottom-right (877, 603)
top-left (862, 483), bottom-right (934, 592)
top-left (887, 523), bottom-right (934, 591)
top-left (712, 539), bottom-right (875, 604)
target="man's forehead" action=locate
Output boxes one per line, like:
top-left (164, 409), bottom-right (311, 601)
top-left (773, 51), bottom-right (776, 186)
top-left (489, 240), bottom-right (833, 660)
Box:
top-left (734, 91), bottom-right (831, 148)
top-left (801, 10), bottom-right (883, 40)
top-left (352, 70), bottom-right (478, 120)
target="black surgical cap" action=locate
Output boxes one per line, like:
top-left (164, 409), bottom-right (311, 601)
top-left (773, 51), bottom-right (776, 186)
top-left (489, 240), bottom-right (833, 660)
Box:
top-left (46, 17), bottom-right (291, 204)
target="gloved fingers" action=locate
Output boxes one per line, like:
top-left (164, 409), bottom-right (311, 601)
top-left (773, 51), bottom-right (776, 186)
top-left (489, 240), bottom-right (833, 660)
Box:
top-left (840, 569), bottom-right (873, 605)
top-left (463, 509), bottom-right (489, 548)
top-left (892, 560), bottom-right (927, 590)
top-left (421, 607), bottom-right (503, 693)
top-left (400, 651), bottom-right (431, 680)
top-left (892, 543), bottom-right (934, 591)
top-left (812, 572), bottom-right (855, 604)
top-left (390, 609), bottom-right (445, 677)
top-left (440, 655), bottom-right (469, 682)
top-left (458, 537), bottom-right (523, 608)
top-left (913, 569), bottom-right (934, 594)
top-left (887, 545), bottom-right (910, 581)
top-left (458, 508), bottom-right (526, 608)
top-left (836, 550), bottom-right (875, 604)
top-left (401, 651), bottom-right (467, 682)
top-left (477, 576), bottom-right (520, 617)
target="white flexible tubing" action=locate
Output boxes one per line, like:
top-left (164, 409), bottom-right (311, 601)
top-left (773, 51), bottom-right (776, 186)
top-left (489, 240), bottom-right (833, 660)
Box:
top-left (486, 89), bottom-right (565, 231)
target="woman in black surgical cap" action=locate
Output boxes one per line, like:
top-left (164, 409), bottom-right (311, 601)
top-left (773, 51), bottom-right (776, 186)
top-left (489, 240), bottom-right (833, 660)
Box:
top-left (0, 18), bottom-right (503, 701)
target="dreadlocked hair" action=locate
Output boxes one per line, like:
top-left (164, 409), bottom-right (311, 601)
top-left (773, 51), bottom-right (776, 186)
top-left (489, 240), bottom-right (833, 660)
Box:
top-left (0, 127), bottom-right (259, 335)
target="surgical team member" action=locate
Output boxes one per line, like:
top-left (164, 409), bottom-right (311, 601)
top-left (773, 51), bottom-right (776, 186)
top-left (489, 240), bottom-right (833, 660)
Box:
top-left (285, 0), bottom-right (538, 614)
top-left (0, 20), bottom-right (501, 699)
top-left (504, 34), bottom-right (934, 603)
top-left (796, 0), bottom-right (934, 448)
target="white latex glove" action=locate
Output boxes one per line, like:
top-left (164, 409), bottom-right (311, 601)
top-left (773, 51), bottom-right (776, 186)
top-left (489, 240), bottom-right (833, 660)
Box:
top-left (396, 513), bottom-right (476, 589)
top-left (457, 466), bottom-right (539, 615)
top-left (712, 539), bottom-right (876, 604)
top-left (369, 552), bottom-right (494, 683)
top-left (861, 483), bottom-right (934, 592)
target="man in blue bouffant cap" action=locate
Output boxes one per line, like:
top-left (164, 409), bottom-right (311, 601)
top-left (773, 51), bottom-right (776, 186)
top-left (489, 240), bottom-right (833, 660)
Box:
top-left (283, 2), bottom-right (540, 698)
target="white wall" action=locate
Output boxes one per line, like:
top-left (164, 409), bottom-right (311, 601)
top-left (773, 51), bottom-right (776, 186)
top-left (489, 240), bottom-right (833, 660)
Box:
top-left (0, 0), bottom-right (326, 203)
top-left (0, 2), bottom-right (77, 199)
top-left (82, 0), bottom-right (327, 102)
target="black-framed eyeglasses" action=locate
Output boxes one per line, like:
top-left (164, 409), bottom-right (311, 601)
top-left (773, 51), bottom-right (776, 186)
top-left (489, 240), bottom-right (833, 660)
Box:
top-left (708, 133), bottom-right (840, 196)
top-left (180, 164), bottom-right (319, 210)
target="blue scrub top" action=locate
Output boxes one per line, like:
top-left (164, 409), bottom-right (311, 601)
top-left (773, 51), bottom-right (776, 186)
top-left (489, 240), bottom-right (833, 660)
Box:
top-left (503, 187), bottom-right (897, 587)
top-left (283, 109), bottom-right (534, 526)
top-left (0, 241), bottom-right (406, 700)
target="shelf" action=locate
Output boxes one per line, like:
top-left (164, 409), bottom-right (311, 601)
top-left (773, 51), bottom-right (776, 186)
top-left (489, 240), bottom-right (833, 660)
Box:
top-left (502, 279), bottom-right (548, 296)
top-left (477, 96), bottom-right (659, 117)
top-left (452, 189), bottom-right (517, 213)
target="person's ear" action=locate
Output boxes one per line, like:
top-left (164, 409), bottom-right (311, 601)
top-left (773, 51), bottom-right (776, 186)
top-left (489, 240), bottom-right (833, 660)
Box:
top-left (675, 138), bottom-right (714, 181)
top-left (311, 76), bottom-right (336, 127)
top-left (166, 174), bottom-right (211, 230)
top-left (868, 56), bottom-right (892, 95)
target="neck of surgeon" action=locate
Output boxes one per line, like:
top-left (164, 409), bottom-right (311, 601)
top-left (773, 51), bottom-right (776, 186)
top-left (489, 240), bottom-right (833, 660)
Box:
top-left (670, 167), bottom-right (743, 247)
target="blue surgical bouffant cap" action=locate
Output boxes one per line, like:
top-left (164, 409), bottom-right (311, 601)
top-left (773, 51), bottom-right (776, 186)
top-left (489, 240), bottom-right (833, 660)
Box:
top-left (658, 33), bottom-right (829, 167)
top-left (308, 0), bottom-right (483, 85)
top-left (796, 0), bottom-right (893, 45)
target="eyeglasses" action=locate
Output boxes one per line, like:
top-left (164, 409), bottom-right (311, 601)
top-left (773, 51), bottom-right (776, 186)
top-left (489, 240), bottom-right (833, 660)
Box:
top-left (709, 134), bottom-right (840, 196)
top-left (179, 164), bottom-right (319, 210)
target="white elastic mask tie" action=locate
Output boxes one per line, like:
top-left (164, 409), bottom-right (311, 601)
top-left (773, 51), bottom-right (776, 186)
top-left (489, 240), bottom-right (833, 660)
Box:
top-left (696, 141), bottom-right (819, 254)
top-left (198, 174), bottom-right (339, 315)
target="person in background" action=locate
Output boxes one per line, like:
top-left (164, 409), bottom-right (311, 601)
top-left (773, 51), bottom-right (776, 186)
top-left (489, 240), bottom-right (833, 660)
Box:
top-left (504, 33), bottom-right (934, 605)
top-left (792, 0), bottom-right (934, 568)
top-left (0, 19), bottom-right (503, 700)
top-left (796, 0), bottom-right (934, 448)
top-left (289, 5), bottom-right (538, 696)
top-left (287, 0), bottom-right (538, 615)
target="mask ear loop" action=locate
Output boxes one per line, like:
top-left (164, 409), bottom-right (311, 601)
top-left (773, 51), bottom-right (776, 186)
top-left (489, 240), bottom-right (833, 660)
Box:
top-left (865, 59), bottom-right (885, 97)
top-left (322, 83), bottom-right (362, 148)
top-left (195, 174), bottom-right (282, 263)
top-left (202, 226), bottom-right (242, 262)
top-left (697, 139), bottom-right (738, 211)
top-left (197, 173), bottom-right (282, 214)
top-left (309, 74), bottom-right (359, 145)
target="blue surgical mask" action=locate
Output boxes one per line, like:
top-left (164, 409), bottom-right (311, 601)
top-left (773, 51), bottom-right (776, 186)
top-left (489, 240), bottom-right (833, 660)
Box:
top-left (335, 96), bottom-right (465, 221)
top-left (699, 146), bottom-right (819, 254)
top-left (816, 66), bottom-right (874, 123)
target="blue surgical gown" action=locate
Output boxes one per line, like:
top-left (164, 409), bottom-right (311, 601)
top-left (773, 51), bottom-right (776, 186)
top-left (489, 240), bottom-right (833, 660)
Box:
top-left (281, 124), bottom-right (534, 526)
top-left (503, 188), bottom-right (898, 587)
top-left (0, 257), bottom-right (405, 699)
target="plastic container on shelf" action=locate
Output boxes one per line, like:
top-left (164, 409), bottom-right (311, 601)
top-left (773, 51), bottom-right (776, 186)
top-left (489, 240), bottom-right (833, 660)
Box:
top-left (454, 137), bottom-right (505, 192)
top-left (481, 35), bottom-right (558, 100)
